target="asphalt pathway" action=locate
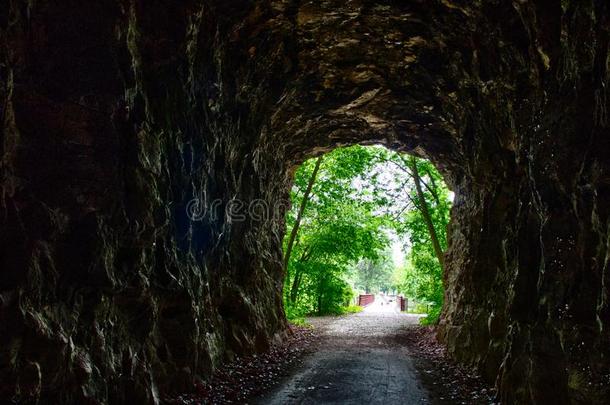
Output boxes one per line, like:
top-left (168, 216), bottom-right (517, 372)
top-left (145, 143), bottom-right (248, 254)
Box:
top-left (257, 296), bottom-right (429, 404)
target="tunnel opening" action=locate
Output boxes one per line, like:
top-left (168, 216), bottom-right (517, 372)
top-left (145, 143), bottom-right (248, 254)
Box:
top-left (282, 145), bottom-right (452, 324)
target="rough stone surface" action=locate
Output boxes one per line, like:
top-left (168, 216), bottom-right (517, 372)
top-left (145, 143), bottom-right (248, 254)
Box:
top-left (1, 0), bottom-right (608, 403)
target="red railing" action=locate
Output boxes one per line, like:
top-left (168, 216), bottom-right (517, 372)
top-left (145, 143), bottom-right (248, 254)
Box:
top-left (358, 294), bottom-right (375, 306)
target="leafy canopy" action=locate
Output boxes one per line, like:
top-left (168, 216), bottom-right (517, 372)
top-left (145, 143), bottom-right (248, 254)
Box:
top-left (283, 145), bottom-right (451, 323)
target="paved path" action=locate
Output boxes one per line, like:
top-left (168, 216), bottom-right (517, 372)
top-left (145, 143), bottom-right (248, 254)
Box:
top-left (258, 296), bottom-right (429, 404)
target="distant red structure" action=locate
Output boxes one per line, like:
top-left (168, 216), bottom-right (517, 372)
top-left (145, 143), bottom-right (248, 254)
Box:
top-left (397, 296), bottom-right (407, 311)
top-left (358, 294), bottom-right (375, 306)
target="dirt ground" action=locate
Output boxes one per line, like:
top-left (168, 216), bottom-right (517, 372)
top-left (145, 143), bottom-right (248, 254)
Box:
top-left (257, 296), bottom-right (495, 404)
top-left (168, 296), bottom-right (495, 404)
top-left (257, 300), bottom-right (428, 404)
top-left (394, 325), bottom-right (496, 405)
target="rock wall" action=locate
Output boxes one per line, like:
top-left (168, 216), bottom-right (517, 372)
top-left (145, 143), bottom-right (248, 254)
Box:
top-left (0, 0), bottom-right (608, 403)
top-left (0, 1), bottom-right (289, 402)
top-left (438, 2), bottom-right (610, 403)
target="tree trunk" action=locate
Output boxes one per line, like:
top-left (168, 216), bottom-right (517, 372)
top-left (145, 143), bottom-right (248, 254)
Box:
top-left (289, 268), bottom-right (302, 303)
top-left (409, 157), bottom-right (445, 270)
top-left (317, 280), bottom-right (323, 316)
top-left (283, 156), bottom-right (323, 268)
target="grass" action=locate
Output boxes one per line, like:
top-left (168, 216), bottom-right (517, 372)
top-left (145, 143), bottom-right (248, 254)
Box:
top-left (418, 305), bottom-right (441, 325)
top-left (288, 316), bottom-right (309, 327)
top-left (340, 305), bottom-right (363, 314)
top-left (285, 304), bottom-right (363, 325)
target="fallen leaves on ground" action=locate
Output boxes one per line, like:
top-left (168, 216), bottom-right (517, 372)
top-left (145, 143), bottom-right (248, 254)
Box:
top-left (166, 324), bottom-right (318, 404)
top-left (397, 325), bottom-right (497, 404)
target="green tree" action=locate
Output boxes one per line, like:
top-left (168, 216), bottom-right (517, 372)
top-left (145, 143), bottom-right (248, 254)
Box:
top-left (352, 251), bottom-right (394, 294)
top-left (283, 146), bottom-right (389, 316)
top-left (283, 146), bottom-right (451, 323)
top-left (392, 157), bottom-right (451, 323)
top-left (349, 149), bottom-right (451, 322)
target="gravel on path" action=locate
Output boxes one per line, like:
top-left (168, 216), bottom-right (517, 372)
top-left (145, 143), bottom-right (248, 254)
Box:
top-left (257, 296), bottom-right (431, 404)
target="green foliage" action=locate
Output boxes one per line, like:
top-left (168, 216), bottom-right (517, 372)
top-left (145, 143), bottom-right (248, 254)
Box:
top-left (420, 305), bottom-right (443, 325)
top-left (283, 145), bottom-right (451, 323)
top-left (410, 303), bottom-right (431, 314)
top-left (284, 302), bottom-right (308, 325)
top-left (391, 158), bottom-right (451, 324)
top-left (352, 251), bottom-right (394, 294)
top-left (341, 305), bottom-right (363, 314)
top-left (287, 317), bottom-right (309, 327)
top-left (284, 146), bottom-right (389, 316)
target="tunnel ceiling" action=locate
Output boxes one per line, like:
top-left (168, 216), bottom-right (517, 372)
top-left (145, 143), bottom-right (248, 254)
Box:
top-left (1, 0), bottom-right (609, 404)
top-left (272, 1), bottom-right (457, 157)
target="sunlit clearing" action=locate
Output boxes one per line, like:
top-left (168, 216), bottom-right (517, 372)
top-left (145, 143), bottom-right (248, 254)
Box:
top-left (282, 145), bottom-right (451, 324)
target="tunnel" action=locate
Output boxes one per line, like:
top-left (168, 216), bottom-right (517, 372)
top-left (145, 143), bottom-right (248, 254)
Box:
top-left (0, 0), bottom-right (609, 403)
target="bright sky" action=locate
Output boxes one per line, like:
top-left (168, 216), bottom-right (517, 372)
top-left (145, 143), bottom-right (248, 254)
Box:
top-left (350, 146), bottom-right (452, 270)
top-left (392, 240), bottom-right (404, 267)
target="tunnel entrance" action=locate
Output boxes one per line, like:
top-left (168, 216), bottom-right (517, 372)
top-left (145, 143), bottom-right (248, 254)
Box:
top-left (282, 145), bottom-right (451, 324)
